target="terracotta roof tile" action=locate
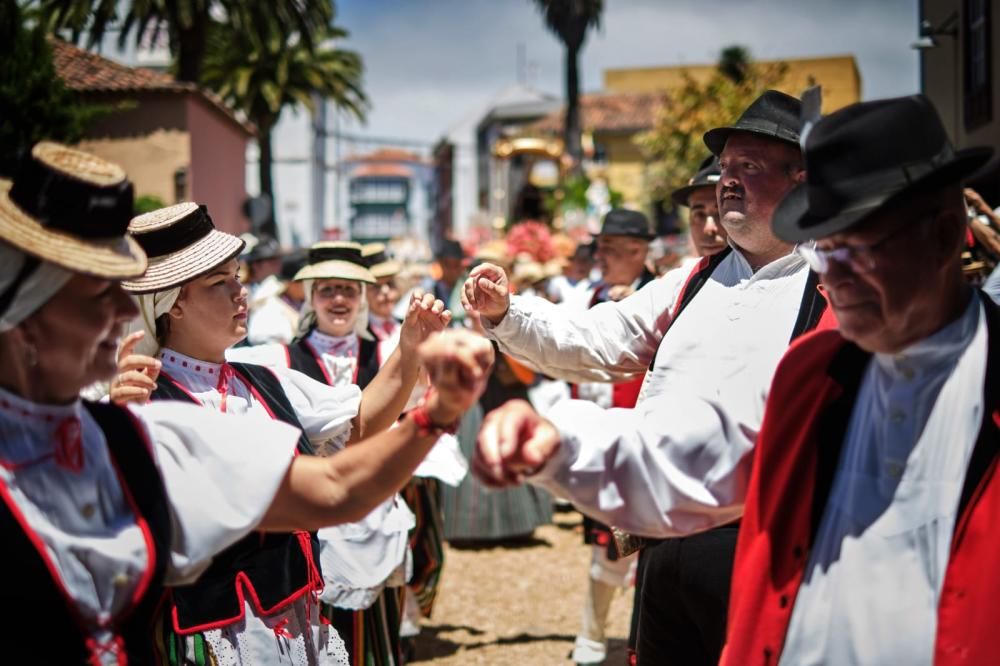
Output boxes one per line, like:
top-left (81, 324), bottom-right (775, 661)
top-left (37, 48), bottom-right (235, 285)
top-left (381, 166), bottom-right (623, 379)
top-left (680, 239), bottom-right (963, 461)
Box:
top-left (344, 147), bottom-right (427, 164)
top-left (49, 37), bottom-right (254, 135)
top-left (527, 91), bottom-right (667, 134)
top-left (352, 163), bottom-right (413, 178)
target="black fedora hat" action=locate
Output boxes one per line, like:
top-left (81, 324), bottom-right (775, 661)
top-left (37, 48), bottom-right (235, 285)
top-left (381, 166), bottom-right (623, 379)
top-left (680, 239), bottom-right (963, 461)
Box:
top-left (599, 208), bottom-right (655, 240)
top-left (772, 94), bottom-right (994, 243)
top-left (671, 155), bottom-right (721, 207)
top-left (704, 90), bottom-right (802, 156)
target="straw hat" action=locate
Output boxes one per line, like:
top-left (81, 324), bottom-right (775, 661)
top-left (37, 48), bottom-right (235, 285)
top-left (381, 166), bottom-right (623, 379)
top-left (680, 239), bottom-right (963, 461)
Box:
top-left (122, 202), bottom-right (245, 293)
top-left (0, 142), bottom-right (147, 278)
top-left (361, 242), bottom-right (402, 279)
top-left (294, 241), bottom-right (376, 283)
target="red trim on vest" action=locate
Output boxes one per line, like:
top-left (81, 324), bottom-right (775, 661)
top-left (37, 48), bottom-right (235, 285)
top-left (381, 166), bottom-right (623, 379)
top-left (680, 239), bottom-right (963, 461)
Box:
top-left (157, 368), bottom-right (323, 634)
top-left (673, 255), bottom-right (712, 320)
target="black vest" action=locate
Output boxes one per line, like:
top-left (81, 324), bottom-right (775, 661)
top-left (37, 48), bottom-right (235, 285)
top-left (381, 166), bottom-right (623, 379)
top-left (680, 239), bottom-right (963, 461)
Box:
top-left (152, 362), bottom-right (321, 632)
top-left (287, 335), bottom-right (381, 390)
top-left (0, 401), bottom-right (171, 664)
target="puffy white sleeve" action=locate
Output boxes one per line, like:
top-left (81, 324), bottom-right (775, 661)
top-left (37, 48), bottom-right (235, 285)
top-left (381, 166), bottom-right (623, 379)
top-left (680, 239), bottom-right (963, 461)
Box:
top-left (272, 367), bottom-right (362, 453)
top-left (225, 343), bottom-right (290, 368)
top-left (528, 386), bottom-right (754, 538)
top-left (129, 401), bottom-right (301, 585)
top-left (483, 268), bottom-right (688, 383)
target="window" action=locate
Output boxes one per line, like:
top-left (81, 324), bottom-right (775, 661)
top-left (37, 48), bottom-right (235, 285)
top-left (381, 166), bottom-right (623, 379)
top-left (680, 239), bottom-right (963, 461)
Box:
top-left (964, 0), bottom-right (993, 130)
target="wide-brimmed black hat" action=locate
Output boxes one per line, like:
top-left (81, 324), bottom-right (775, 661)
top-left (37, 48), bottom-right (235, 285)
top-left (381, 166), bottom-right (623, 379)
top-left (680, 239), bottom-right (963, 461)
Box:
top-left (772, 94), bottom-right (994, 243)
top-left (671, 155), bottom-right (721, 207)
top-left (599, 208), bottom-right (655, 240)
top-left (704, 90), bottom-right (802, 156)
top-left (434, 239), bottom-right (465, 261)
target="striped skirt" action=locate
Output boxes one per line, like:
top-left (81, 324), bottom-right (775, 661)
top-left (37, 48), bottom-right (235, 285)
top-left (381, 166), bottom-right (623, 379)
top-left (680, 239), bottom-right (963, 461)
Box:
top-left (401, 478), bottom-right (445, 618)
top-left (440, 403), bottom-right (554, 541)
top-left (321, 588), bottom-right (404, 666)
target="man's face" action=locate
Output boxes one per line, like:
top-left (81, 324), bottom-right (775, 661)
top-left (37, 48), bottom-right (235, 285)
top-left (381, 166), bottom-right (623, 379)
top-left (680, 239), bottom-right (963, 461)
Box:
top-left (687, 187), bottom-right (727, 256)
top-left (595, 235), bottom-right (648, 286)
top-left (815, 199), bottom-right (961, 353)
top-left (438, 257), bottom-right (464, 286)
top-left (718, 133), bottom-right (804, 255)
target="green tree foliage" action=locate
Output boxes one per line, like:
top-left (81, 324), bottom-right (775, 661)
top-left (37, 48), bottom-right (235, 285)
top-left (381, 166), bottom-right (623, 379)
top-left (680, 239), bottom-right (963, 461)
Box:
top-left (199, 6), bottom-right (366, 234)
top-left (0, 1), bottom-right (105, 177)
top-left (532, 0), bottom-right (602, 174)
top-left (134, 193), bottom-right (166, 214)
top-left (36, 0), bottom-right (332, 83)
top-left (634, 47), bottom-right (787, 207)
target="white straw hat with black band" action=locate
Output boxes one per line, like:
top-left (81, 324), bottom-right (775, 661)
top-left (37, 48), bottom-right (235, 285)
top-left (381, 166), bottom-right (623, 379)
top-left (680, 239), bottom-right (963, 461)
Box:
top-left (361, 242), bottom-right (402, 279)
top-left (0, 142), bottom-right (147, 279)
top-left (294, 241), bottom-right (376, 284)
top-left (122, 202), bottom-right (245, 294)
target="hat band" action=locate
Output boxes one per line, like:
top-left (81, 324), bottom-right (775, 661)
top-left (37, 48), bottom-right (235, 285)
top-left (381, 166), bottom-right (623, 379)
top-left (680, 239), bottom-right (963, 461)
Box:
top-left (309, 246), bottom-right (364, 266)
top-left (366, 251), bottom-right (389, 266)
top-left (9, 153), bottom-right (134, 239)
top-left (806, 143), bottom-right (957, 217)
top-left (132, 205), bottom-right (215, 258)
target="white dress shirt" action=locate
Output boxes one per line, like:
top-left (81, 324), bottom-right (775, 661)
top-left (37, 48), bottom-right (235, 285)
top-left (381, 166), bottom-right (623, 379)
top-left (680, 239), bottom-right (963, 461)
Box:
top-left (486, 248), bottom-right (811, 537)
top-left (0, 387), bottom-right (303, 664)
top-left (780, 294), bottom-right (987, 665)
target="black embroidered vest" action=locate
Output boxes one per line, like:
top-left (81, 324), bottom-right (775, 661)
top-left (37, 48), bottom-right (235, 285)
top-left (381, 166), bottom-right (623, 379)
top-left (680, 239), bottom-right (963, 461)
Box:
top-left (151, 362), bottom-right (321, 633)
top-left (287, 335), bottom-right (381, 390)
top-left (0, 401), bottom-right (171, 664)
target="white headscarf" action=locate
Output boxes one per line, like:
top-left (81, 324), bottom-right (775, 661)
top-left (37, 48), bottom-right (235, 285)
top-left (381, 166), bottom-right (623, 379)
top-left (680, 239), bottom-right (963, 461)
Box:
top-left (126, 288), bottom-right (182, 357)
top-left (297, 278), bottom-right (372, 340)
top-left (0, 243), bottom-right (73, 332)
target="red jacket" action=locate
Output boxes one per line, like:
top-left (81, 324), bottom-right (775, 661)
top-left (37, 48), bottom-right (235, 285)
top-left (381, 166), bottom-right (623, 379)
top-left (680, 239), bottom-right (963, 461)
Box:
top-left (722, 295), bottom-right (1000, 665)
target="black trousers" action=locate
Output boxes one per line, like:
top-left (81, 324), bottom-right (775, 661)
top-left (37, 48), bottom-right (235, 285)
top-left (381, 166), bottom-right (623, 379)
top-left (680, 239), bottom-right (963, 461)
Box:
top-left (634, 524), bottom-right (739, 666)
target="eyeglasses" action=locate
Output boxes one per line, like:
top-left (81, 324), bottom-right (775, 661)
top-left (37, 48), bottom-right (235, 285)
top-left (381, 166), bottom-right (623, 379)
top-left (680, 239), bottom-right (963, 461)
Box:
top-left (314, 284), bottom-right (360, 299)
top-left (795, 221), bottom-right (912, 275)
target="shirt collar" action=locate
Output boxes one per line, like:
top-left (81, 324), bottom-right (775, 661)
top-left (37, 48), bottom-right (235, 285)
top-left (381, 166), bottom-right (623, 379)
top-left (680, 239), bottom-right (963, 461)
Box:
top-left (307, 329), bottom-right (359, 357)
top-left (874, 293), bottom-right (981, 380)
top-left (728, 243), bottom-right (806, 282)
top-left (159, 348), bottom-right (225, 381)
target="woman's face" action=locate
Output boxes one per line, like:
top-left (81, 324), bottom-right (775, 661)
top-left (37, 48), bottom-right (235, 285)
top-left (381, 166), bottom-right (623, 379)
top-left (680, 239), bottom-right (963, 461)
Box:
top-left (312, 278), bottom-right (362, 337)
top-left (19, 275), bottom-right (139, 401)
top-left (167, 259), bottom-right (249, 355)
top-left (366, 276), bottom-right (399, 319)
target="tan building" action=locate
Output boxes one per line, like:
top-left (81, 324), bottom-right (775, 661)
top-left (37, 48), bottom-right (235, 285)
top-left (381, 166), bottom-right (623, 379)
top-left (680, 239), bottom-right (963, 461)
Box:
top-left (918, 0), bottom-right (998, 199)
top-left (51, 39), bottom-right (254, 234)
top-left (604, 54), bottom-right (861, 115)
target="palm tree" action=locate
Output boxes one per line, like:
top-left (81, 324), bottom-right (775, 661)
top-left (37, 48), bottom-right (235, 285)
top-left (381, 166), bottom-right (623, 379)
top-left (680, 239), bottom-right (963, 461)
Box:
top-left (36, 0), bottom-right (332, 83)
top-left (533, 0), bottom-right (602, 174)
top-left (200, 7), bottom-right (367, 235)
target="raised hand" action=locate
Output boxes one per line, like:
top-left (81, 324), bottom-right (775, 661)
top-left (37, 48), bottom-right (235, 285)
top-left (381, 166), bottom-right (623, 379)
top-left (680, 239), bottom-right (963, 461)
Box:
top-left (110, 331), bottom-right (161, 405)
top-left (461, 262), bottom-right (510, 325)
top-left (418, 329), bottom-right (494, 423)
top-left (473, 399), bottom-right (560, 488)
top-left (398, 289), bottom-right (451, 354)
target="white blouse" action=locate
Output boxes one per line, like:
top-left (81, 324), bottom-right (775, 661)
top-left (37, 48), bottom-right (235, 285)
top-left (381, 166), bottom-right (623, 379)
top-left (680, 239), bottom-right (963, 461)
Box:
top-left (159, 347), bottom-right (360, 453)
top-left (0, 387), bottom-right (301, 663)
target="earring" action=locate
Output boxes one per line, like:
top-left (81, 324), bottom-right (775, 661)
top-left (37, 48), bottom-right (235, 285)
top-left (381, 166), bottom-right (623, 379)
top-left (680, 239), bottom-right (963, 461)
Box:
top-left (24, 343), bottom-right (38, 367)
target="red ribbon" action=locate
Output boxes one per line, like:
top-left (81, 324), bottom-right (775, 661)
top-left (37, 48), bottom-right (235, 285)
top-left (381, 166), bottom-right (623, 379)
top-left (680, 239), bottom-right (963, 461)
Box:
top-left (216, 363), bottom-right (235, 413)
top-left (54, 416), bottom-right (84, 473)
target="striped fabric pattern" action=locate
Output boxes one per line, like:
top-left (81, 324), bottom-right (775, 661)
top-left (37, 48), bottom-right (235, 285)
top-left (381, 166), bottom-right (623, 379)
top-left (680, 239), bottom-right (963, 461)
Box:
top-left (402, 478), bottom-right (445, 617)
top-left (321, 588), bottom-right (403, 666)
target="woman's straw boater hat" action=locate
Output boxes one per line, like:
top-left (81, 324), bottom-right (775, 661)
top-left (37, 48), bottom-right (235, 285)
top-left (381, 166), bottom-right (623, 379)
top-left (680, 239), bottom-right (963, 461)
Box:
top-left (0, 142), bottom-right (147, 278)
top-left (294, 241), bottom-right (376, 283)
top-left (122, 202), bottom-right (245, 293)
top-left (361, 242), bottom-right (401, 279)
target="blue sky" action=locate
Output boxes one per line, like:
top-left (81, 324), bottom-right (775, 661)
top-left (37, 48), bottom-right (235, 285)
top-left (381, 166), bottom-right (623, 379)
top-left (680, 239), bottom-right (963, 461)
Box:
top-left (334, 0), bottom-right (922, 144)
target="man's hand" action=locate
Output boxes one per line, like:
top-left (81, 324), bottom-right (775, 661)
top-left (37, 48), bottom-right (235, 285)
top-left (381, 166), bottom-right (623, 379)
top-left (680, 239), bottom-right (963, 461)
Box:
top-left (461, 263), bottom-right (510, 325)
top-left (418, 329), bottom-right (494, 422)
top-left (111, 331), bottom-right (161, 405)
top-left (398, 289), bottom-right (451, 354)
top-left (473, 399), bottom-right (560, 488)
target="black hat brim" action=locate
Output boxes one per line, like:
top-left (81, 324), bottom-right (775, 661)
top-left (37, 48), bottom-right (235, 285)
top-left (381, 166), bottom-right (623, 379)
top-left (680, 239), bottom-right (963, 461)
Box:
top-left (597, 229), bottom-right (656, 241)
top-left (772, 147), bottom-right (995, 243)
top-left (704, 125), bottom-right (801, 156)
top-left (671, 182), bottom-right (715, 208)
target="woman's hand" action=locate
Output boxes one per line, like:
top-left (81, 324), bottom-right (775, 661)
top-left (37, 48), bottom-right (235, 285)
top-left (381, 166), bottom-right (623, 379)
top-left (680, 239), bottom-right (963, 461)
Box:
top-left (418, 329), bottom-right (493, 423)
top-left (398, 289), bottom-right (451, 354)
top-left (110, 331), bottom-right (161, 405)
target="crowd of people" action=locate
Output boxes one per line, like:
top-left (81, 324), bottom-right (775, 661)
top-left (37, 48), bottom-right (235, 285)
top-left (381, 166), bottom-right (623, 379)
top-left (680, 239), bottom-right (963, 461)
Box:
top-left (1, 86), bottom-right (999, 666)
